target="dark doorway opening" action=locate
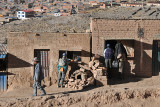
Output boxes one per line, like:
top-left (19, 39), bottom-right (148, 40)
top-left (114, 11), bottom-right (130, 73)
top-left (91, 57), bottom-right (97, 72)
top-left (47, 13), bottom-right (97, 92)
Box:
top-left (152, 40), bottom-right (160, 76)
top-left (59, 50), bottom-right (81, 62)
top-left (104, 39), bottom-right (135, 78)
top-left (0, 59), bottom-right (7, 71)
top-left (105, 40), bottom-right (117, 51)
top-left (105, 40), bottom-right (134, 58)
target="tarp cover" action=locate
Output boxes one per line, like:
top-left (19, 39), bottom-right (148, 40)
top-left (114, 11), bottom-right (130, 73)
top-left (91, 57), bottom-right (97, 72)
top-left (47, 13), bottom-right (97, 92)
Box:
top-left (0, 54), bottom-right (6, 59)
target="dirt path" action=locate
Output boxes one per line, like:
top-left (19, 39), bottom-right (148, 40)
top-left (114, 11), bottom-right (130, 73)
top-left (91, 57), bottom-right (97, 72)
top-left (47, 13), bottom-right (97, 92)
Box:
top-left (1, 75), bottom-right (160, 107)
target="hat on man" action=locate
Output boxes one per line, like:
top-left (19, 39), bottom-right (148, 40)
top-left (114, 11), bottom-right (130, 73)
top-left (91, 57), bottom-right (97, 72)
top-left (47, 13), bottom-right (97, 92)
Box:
top-left (33, 57), bottom-right (39, 62)
top-left (62, 53), bottom-right (66, 56)
top-left (107, 44), bottom-right (110, 47)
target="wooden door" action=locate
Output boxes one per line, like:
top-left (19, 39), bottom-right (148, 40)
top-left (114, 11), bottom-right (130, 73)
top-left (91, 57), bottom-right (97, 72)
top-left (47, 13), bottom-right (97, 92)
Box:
top-left (34, 49), bottom-right (49, 77)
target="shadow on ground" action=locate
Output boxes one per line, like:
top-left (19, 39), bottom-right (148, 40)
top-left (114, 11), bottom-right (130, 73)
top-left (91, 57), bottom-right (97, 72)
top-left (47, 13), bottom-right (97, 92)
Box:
top-left (107, 75), bottom-right (143, 85)
top-left (47, 85), bottom-right (102, 96)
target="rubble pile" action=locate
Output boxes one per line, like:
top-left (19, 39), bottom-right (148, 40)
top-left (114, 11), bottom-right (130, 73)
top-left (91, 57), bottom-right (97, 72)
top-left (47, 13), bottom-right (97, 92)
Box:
top-left (89, 55), bottom-right (108, 86)
top-left (65, 55), bottom-right (108, 89)
top-left (65, 66), bottom-right (95, 90)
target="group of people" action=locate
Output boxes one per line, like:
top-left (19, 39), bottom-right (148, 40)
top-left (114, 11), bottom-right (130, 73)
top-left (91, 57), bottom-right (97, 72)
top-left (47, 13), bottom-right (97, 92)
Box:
top-left (104, 42), bottom-right (127, 79)
top-left (32, 42), bottom-right (127, 96)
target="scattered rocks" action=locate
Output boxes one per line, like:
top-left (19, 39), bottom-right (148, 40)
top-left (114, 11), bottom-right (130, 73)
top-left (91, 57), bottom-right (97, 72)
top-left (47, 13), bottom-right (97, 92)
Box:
top-left (0, 7), bottom-right (160, 43)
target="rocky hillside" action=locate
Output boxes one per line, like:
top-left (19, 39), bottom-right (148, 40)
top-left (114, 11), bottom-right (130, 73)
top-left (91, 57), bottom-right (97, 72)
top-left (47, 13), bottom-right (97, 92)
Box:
top-left (0, 6), bottom-right (160, 43)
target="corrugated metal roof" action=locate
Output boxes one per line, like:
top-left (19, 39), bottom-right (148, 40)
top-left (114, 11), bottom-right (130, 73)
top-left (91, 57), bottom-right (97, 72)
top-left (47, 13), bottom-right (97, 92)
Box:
top-left (0, 44), bottom-right (7, 59)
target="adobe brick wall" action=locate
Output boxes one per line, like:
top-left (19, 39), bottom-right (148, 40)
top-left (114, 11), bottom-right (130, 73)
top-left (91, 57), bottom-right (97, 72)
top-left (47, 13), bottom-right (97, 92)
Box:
top-left (7, 32), bottom-right (91, 89)
top-left (91, 19), bottom-right (160, 77)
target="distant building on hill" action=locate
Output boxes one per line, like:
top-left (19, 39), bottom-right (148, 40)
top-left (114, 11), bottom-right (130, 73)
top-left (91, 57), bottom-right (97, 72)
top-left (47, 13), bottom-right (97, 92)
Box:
top-left (17, 9), bottom-right (35, 19)
top-left (54, 12), bottom-right (61, 16)
top-left (147, 1), bottom-right (160, 7)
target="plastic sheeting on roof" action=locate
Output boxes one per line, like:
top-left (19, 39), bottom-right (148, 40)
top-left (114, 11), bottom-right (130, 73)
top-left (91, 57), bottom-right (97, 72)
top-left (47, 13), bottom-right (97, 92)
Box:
top-left (0, 54), bottom-right (6, 59)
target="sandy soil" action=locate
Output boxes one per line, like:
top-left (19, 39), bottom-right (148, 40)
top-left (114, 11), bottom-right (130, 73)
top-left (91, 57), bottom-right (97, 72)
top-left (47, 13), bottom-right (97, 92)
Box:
top-left (1, 75), bottom-right (160, 107)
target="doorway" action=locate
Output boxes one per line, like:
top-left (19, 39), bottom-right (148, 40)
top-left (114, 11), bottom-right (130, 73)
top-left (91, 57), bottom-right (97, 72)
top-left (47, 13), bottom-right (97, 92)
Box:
top-left (152, 40), bottom-right (160, 76)
top-left (34, 49), bottom-right (50, 77)
top-left (105, 40), bottom-right (134, 57)
top-left (104, 39), bottom-right (135, 76)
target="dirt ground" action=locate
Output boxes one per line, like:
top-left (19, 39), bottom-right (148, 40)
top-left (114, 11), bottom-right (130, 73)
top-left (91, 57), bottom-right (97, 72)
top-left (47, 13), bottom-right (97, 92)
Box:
top-left (1, 75), bottom-right (160, 107)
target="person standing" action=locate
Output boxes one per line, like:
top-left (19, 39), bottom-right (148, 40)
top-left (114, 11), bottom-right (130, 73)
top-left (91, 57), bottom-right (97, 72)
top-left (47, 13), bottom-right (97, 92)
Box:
top-left (104, 44), bottom-right (114, 79)
top-left (57, 53), bottom-right (72, 88)
top-left (115, 42), bottom-right (127, 79)
top-left (33, 57), bottom-right (46, 96)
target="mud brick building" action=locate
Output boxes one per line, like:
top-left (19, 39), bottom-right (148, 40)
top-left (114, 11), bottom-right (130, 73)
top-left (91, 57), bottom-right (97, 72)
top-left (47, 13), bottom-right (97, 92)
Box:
top-left (7, 32), bottom-right (91, 89)
top-left (2, 19), bottom-right (160, 90)
top-left (91, 19), bottom-right (160, 77)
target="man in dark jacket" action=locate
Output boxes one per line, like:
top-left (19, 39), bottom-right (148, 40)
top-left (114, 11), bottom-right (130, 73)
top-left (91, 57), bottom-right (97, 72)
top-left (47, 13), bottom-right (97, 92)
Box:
top-left (33, 57), bottom-right (46, 96)
top-left (104, 44), bottom-right (114, 79)
top-left (115, 42), bottom-right (127, 79)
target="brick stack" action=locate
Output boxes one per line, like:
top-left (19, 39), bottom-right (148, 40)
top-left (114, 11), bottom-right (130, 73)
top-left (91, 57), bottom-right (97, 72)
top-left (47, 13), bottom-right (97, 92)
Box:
top-left (89, 55), bottom-right (108, 86)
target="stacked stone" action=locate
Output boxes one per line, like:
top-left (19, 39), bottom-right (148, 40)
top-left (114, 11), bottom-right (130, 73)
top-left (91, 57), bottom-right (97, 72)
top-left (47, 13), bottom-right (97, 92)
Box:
top-left (65, 55), bottom-right (108, 89)
top-left (89, 55), bottom-right (107, 86)
top-left (65, 67), bottom-right (94, 90)
top-left (89, 56), bottom-right (106, 77)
